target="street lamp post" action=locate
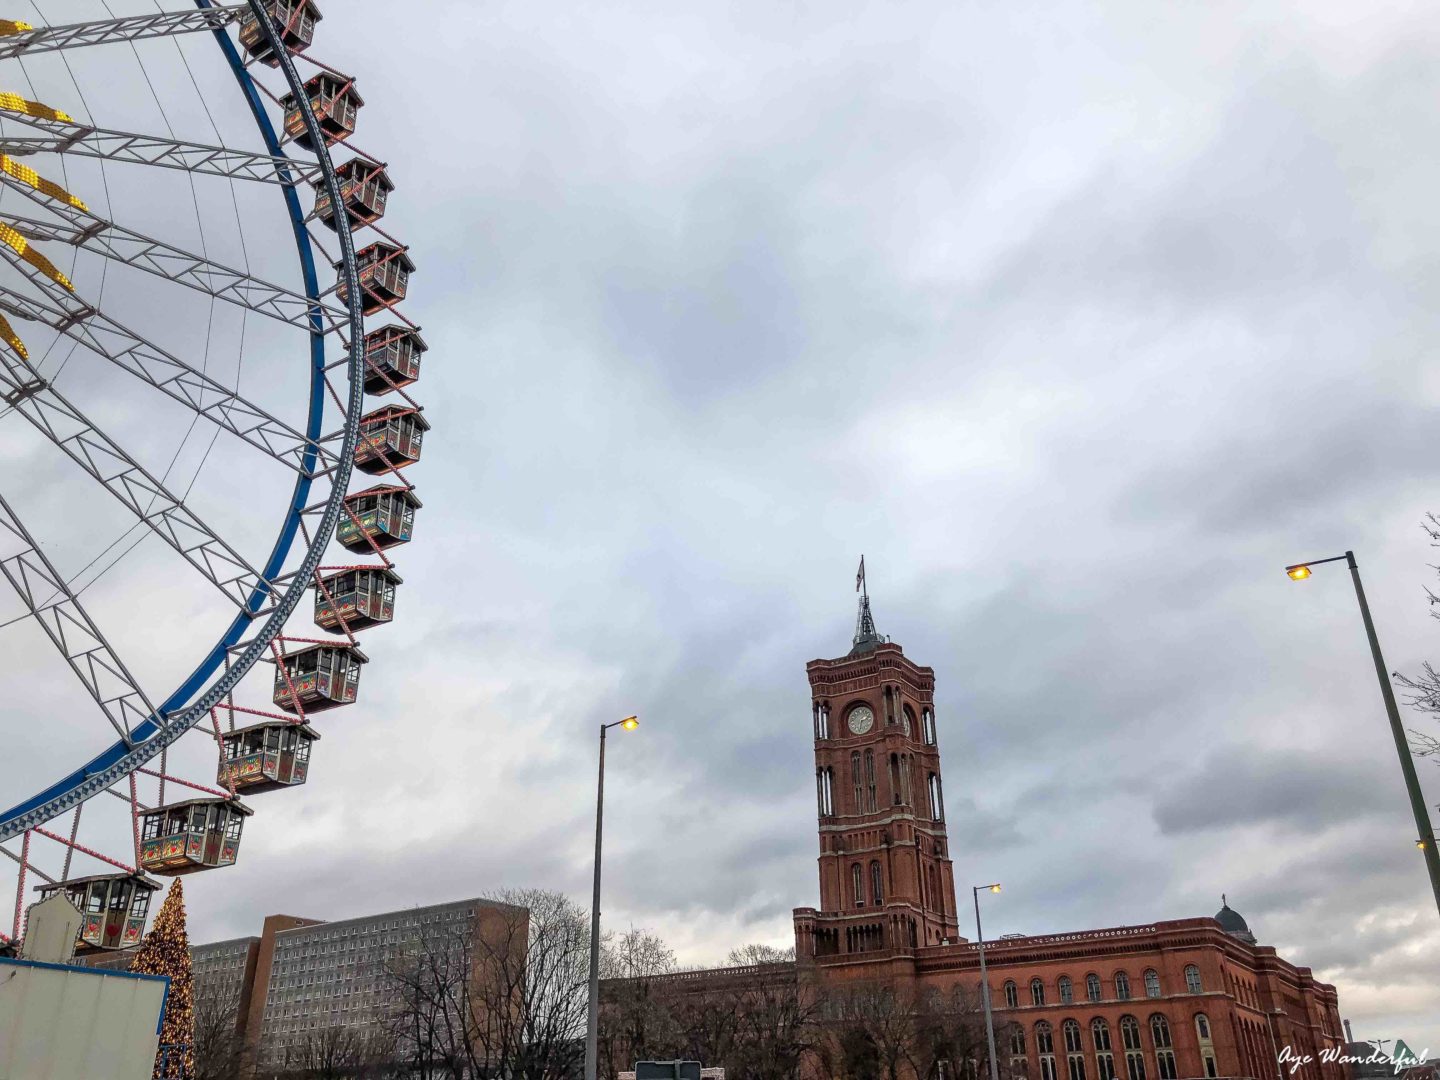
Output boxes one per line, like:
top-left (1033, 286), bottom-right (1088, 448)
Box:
top-left (973, 883), bottom-right (1002, 1080)
top-left (1285, 550), bottom-right (1440, 917)
top-left (585, 715), bottom-right (640, 1080)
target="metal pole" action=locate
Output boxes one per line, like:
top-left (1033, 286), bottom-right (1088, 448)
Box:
top-left (975, 888), bottom-right (1000, 1080)
top-left (1345, 551), bottom-right (1440, 917)
top-left (585, 724), bottom-right (607, 1080)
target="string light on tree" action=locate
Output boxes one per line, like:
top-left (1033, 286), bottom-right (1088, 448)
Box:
top-left (130, 880), bottom-right (196, 1079)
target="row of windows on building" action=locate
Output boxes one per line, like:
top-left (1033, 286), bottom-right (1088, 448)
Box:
top-left (1003, 967), bottom-right (1204, 1008)
top-left (813, 699), bottom-right (938, 745)
top-left (816, 754), bottom-right (945, 821)
top-left (1011, 1013), bottom-right (1219, 1080)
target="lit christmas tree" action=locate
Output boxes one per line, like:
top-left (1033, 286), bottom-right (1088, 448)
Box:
top-left (131, 879), bottom-right (195, 1079)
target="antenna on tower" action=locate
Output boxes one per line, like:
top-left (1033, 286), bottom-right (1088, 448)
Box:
top-left (852, 555), bottom-right (883, 652)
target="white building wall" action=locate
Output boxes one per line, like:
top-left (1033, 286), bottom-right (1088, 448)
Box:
top-left (0, 957), bottom-right (167, 1080)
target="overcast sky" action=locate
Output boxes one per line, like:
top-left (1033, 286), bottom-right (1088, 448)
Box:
top-left (3, 0), bottom-right (1440, 1056)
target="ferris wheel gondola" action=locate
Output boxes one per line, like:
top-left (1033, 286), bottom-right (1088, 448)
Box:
top-left (0, 0), bottom-right (429, 955)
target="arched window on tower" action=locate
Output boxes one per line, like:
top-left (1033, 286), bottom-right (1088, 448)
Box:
top-left (1092, 1020), bottom-right (1115, 1080)
top-left (1058, 975), bottom-right (1073, 1004)
top-left (852, 863), bottom-right (863, 909)
top-left (1003, 980), bottom-right (1018, 1008)
top-left (928, 772), bottom-right (944, 821)
top-left (890, 754), bottom-right (902, 805)
top-left (851, 752), bottom-right (863, 812)
top-left (1064, 1020), bottom-right (1086, 1080)
top-left (1184, 965), bottom-right (1202, 994)
top-left (1086, 973), bottom-right (1102, 1002)
top-left (815, 702), bottom-right (830, 739)
top-left (1151, 1016), bottom-right (1176, 1080)
top-left (815, 768), bottom-right (833, 816)
top-left (923, 707), bottom-right (936, 745)
top-left (870, 860), bottom-right (884, 905)
top-left (1143, 969), bottom-right (1161, 998)
top-left (1030, 978), bottom-right (1046, 1007)
top-left (865, 750), bottom-right (877, 812)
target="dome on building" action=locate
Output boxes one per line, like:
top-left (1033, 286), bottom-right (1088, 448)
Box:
top-left (1214, 896), bottom-right (1257, 944)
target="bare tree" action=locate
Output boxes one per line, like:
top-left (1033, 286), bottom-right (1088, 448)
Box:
top-left (384, 916), bottom-right (482, 1078)
top-left (722, 950), bottom-right (821, 1080)
top-left (474, 888), bottom-right (591, 1080)
top-left (1395, 513), bottom-right (1440, 760)
top-left (833, 984), bottom-right (917, 1080)
top-left (383, 889), bottom-right (592, 1080)
top-left (906, 985), bottom-right (991, 1080)
top-left (192, 977), bottom-right (245, 1080)
top-left (598, 927), bottom-right (680, 1079)
top-left (284, 1024), bottom-right (392, 1079)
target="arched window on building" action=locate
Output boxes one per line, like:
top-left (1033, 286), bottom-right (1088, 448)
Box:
top-left (864, 750), bottom-right (877, 812)
top-left (1036, 1022), bottom-right (1057, 1080)
top-left (851, 863), bottom-right (863, 909)
top-left (1030, 978), bottom-right (1046, 1007)
top-left (851, 752), bottom-right (863, 812)
top-left (1150, 1016), bottom-right (1176, 1080)
top-left (1184, 965), bottom-right (1202, 994)
top-left (1004, 981), bottom-right (1019, 1009)
top-left (1011, 1026), bottom-right (1027, 1055)
top-left (1194, 1015), bottom-right (1216, 1079)
top-left (1092, 1019), bottom-right (1116, 1080)
top-left (923, 708), bottom-right (936, 745)
top-left (870, 861), bottom-right (884, 906)
top-left (1058, 976), bottom-right (1074, 1005)
top-left (1086, 973), bottom-right (1102, 1002)
top-left (816, 702), bottom-right (830, 739)
top-left (1144, 970), bottom-right (1161, 998)
top-left (1063, 1019), bottom-right (1086, 1080)
top-left (1120, 1016), bottom-right (1146, 1080)
top-left (929, 772), bottom-right (944, 821)
top-left (1114, 972), bottom-right (1131, 1000)
top-left (890, 754), bottom-right (903, 805)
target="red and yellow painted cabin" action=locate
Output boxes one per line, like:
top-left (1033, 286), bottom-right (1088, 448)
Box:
top-left (36, 873), bottom-right (159, 953)
top-left (281, 71), bottom-right (362, 151)
top-left (354, 405), bottom-right (428, 474)
top-left (336, 484), bottom-right (420, 552)
top-left (220, 721), bottom-right (319, 793)
top-left (313, 566), bottom-right (401, 633)
top-left (238, 0), bottom-right (321, 66)
top-left (274, 641), bottom-right (368, 713)
top-left (313, 157), bottom-right (392, 232)
top-left (363, 325), bottom-right (426, 395)
top-left (139, 798), bottom-right (253, 876)
top-left (336, 241), bottom-right (413, 315)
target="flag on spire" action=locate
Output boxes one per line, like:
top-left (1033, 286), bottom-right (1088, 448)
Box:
top-left (856, 555), bottom-right (866, 594)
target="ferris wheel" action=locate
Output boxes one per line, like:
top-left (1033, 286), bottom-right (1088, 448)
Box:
top-left (0, 0), bottom-right (426, 954)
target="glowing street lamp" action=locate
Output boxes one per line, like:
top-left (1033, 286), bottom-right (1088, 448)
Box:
top-left (973, 883), bottom-right (1003, 1080)
top-left (1284, 551), bottom-right (1440, 917)
top-left (585, 716), bottom-right (641, 1080)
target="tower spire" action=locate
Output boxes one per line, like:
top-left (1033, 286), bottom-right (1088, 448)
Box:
top-left (852, 555), bottom-right (882, 653)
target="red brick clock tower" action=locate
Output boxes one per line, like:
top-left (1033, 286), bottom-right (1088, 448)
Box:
top-left (794, 588), bottom-right (960, 960)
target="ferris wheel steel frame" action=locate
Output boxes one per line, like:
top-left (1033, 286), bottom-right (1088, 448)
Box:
top-left (0, 0), bottom-right (367, 844)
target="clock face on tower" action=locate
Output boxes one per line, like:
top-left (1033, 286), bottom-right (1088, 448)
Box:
top-left (846, 704), bottom-right (875, 735)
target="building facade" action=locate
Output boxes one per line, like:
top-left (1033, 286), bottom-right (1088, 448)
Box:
top-left (91, 895), bottom-right (525, 1077)
top-left (788, 595), bottom-right (1347, 1080)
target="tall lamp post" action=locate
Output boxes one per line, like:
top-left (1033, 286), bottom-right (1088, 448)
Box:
top-left (585, 715), bottom-right (640, 1080)
top-left (973, 883), bottom-right (1003, 1080)
top-left (1285, 551), bottom-right (1440, 917)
